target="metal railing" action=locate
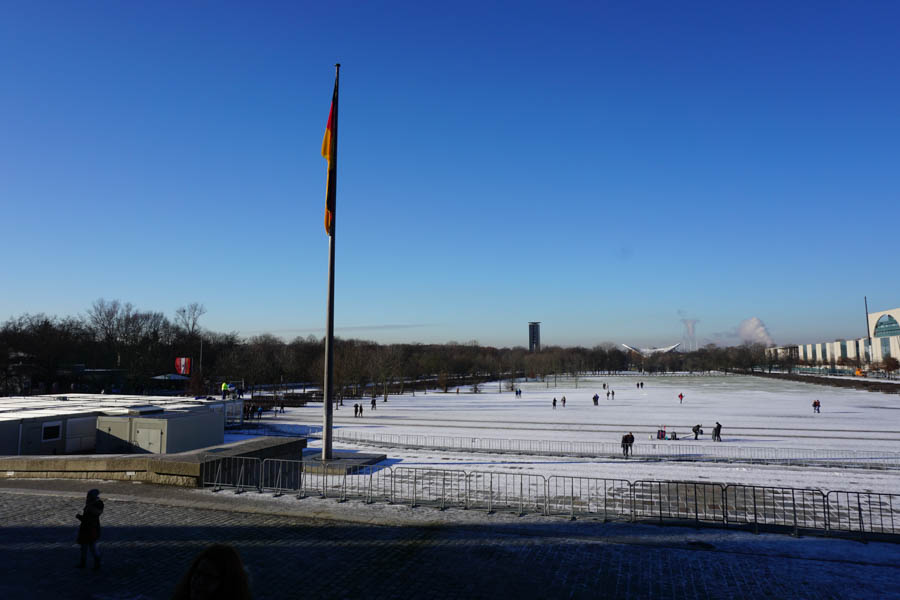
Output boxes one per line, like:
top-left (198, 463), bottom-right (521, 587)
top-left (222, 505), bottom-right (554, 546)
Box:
top-left (329, 430), bottom-right (900, 470)
top-left (202, 456), bottom-right (263, 494)
top-left (200, 455), bottom-right (900, 539)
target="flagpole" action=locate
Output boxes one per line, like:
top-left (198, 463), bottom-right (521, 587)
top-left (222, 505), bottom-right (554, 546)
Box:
top-left (322, 63), bottom-right (340, 460)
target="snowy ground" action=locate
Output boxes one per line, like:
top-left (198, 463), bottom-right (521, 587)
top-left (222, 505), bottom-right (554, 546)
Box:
top-left (232, 375), bottom-right (900, 494)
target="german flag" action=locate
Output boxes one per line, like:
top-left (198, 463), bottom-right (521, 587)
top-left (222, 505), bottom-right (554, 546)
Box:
top-left (322, 69), bottom-right (339, 235)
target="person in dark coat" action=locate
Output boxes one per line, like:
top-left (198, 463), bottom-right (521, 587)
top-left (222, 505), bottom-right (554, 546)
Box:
top-left (692, 424), bottom-right (701, 440)
top-left (371, 397), bottom-right (376, 411)
top-left (621, 433), bottom-right (629, 457)
top-left (714, 422), bottom-right (722, 442)
top-left (75, 489), bottom-right (104, 569)
top-left (592, 393), bottom-right (599, 406)
top-left (552, 397), bottom-right (556, 409)
top-left (171, 543), bottom-right (252, 600)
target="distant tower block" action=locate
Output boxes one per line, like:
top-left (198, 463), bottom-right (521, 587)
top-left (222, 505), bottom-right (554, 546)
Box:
top-left (528, 322), bottom-right (541, 353)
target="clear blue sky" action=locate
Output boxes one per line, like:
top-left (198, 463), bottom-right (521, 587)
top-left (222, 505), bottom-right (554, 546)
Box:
top-left (2, 1), bottom-right (898, 348)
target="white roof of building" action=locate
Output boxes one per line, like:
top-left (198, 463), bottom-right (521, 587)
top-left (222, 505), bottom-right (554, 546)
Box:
top-left (0, 394), bottom-right (235, 423)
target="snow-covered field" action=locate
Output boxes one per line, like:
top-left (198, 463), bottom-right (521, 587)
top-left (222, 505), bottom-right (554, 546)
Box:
top-left (234, 375), bottom-right (900, 494)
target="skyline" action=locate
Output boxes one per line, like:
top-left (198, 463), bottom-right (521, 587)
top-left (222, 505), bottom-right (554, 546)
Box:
top-left (2, 2), bottom-right (899, 348)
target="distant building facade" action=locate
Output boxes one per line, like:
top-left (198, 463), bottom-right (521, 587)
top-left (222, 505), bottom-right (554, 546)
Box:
top-left (765, 306), bottom-right (900, 368)
top-left (528, 322), bottom-right (541, 353)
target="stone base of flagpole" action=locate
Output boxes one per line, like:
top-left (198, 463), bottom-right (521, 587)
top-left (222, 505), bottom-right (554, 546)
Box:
top-left (302, 449), bottom-right (387, 474)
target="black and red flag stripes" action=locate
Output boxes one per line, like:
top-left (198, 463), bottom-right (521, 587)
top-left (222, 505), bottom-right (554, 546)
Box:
top-left (321, 69), bottom-right (339, 235)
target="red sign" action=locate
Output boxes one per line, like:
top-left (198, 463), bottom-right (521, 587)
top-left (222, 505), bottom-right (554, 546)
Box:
top-left (175, 357), bottom-right (191, 375)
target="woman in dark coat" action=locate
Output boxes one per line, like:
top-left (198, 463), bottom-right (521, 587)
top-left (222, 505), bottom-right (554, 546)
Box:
top-left (76, 489), bottom-right (104, 569)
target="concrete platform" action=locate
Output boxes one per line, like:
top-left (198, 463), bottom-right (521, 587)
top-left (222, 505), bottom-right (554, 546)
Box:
top-left (301, 448), bottom-right (387, 473)
top-left (0, 436), bottom-right (307, 487)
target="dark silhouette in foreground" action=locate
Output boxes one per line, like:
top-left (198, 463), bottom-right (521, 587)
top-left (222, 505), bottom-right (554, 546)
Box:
top-left (172, 543), bottom-right (253, 600)
top-left (75, 488), bottom-right (103, 570)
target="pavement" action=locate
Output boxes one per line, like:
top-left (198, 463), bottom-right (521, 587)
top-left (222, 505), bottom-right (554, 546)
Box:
top-left (1, 478), bottom-right (899, 600)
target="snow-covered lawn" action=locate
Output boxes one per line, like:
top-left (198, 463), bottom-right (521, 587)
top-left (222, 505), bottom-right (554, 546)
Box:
top-left (239, 375), bottom-right (900, 494)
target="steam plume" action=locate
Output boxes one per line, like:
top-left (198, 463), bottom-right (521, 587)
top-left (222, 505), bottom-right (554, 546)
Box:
top-left (737, 317), bottom-right (774, 346)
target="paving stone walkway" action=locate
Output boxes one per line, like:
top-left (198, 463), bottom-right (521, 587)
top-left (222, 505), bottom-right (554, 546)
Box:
top-left (1, 479), bottom-right (898, 600)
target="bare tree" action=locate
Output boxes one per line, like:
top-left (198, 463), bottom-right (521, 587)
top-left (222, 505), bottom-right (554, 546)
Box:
top-left (175, 303), bottom-right (207, 336)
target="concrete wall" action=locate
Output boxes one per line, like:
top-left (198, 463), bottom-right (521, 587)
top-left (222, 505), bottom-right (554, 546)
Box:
top-left (0, 437), bottom-right (308, 487)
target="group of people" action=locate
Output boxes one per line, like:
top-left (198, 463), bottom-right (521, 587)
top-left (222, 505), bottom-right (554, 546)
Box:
top-left (812, 399), bottom-right (822, 413)
top-left (353, 398), bottom-right (376, 417)
top-left (551, 395), bottom-right (567, 408)
top-left (635, 381), bottom-right (645, 389)
top-left (220, 382), bottom-right (244, 400)
top-left (691, 422), bottom-right (723, 441)
top-left (514, 388), bottom-right (523, 397)
top-left (243, 402), bottom-right (284, 421)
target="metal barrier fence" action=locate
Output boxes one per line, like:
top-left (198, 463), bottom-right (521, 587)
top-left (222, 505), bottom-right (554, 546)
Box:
top-left (632, 481), bottom-right (726, 525)
top-left (330, 430), bottom-right (900, 470)
top-left (724, 486), bottom-right (826, 535)
top-left (200, 455), bottom-right (900, 539)
top-left (546, 476), bottom-right (632, 520)
top-left (202, 456), bottom-right (263, 493)
top-left (826, 491), bottom-right (898, 535)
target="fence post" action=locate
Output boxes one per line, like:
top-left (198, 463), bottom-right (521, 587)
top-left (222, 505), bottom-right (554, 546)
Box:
top-left (630, 482), bottom-right (636, 523)
top-left (236, 462), bottom-right (245, 495)
top-left (791, 489), bottom-right (799, 537)
top-left (213, 461), bottom-right (222, 493)
top-left (258, 459), bottom-right (264, 493)
top-left (753, 488), bottom-right (759, 534)
top-left (518, 477), bottom-right (524, 517)
top-left (857, 493), bottom-right (866, 543)
top-left (544, 478), bottom-right (549, 516)
top-left (570, 479), bottom-right (576, 521)
top-left (488, 473), bottom-right (494, 514)
top-left (464, 474), bottom-right (469, 510)
top-left (719, 486), bottom-right (727, 527)
top-left (440, 472), bottom-right (446, 511)
top-left (412, 470), bottom-right (417, 508)
top-left (298, 463), bottom-right (305, 499)
top-left (694, 483), bottom-right (699, 526)
top-left (339, 470), bottom-right (347, 502)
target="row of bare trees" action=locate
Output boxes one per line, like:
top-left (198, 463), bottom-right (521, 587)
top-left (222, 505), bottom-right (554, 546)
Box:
top-left (2, 299), bottom-right (817, 396)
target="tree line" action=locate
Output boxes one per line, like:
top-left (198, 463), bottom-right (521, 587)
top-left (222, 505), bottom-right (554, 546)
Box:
top-left (1, 299), bottom-right (778, 397)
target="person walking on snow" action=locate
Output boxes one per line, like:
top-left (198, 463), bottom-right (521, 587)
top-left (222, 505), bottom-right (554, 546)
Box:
top-left (552, 397), bottom-right (557, 409)
top-left (713, 422), bottom-right (722, 442)
top-left (561, 396), bottom-right (566, 407)
top-left (692, 424), bottom-right (701, 440)
top-left (678, 393), bottom-right (684, 404)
